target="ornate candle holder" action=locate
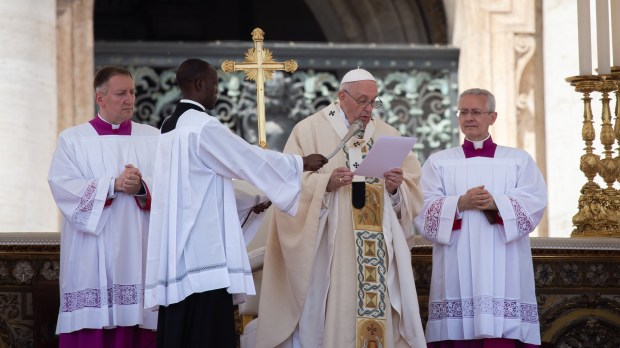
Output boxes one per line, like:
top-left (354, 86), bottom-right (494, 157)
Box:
top-left (565, 76), bottom-right (606, 236)
top-left (611, 67), bottom-right (620, 185)
top-left (596, 76), bottom-right (618, 191)
top-left (596, 75), bottom-right (620, 236)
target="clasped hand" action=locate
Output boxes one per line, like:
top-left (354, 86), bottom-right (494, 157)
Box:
top-left (114, 164), bottom-right (143, 195)
top-left (457, 185), bottom-right (497, 211)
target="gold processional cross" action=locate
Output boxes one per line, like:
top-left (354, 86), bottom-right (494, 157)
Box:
top-left (221, 28), bottom-right (298, 149)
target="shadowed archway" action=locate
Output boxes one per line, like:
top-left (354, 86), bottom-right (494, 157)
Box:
top-left (93, 0), bottom-right (446, 44)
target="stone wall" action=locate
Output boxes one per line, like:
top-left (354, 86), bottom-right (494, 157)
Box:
top-left (0, 233), bottom-right (59, 348)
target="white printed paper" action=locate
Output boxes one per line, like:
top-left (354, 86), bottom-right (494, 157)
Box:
top-left (353, 136), bottom-right (417, 178)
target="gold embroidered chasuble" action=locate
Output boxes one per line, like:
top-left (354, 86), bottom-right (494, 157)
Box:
top-left (255, 102), bottom-right (426, 348)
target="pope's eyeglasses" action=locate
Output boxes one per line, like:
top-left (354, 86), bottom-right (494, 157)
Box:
top-left (344, 90), bottom-right (382, 108)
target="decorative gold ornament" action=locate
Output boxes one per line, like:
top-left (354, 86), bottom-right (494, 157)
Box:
top-left (608, 70), bottom-right (620, 185)
top-left (566, 76), bottom-right (603, 236)
top-left (567, 74), bottom-right (620, 237)
top-left (221, 28), bottom-right (298, 148)
top-left (596, 78), bottom-right (618, 190)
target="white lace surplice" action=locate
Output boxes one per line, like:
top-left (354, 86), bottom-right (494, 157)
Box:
top-left (144, 109), bottom-right (303, 309)
top-left (414, 145), bottom-right (547, 345)
top-left (48, 122), bottom-right (159, 334)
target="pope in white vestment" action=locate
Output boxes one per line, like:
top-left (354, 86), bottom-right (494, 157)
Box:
top-left (414, 88), bottom-right (547, 348)
top-left (255, 69), bottom-right (426, 348)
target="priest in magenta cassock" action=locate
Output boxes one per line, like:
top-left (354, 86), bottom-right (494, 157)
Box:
top-left (144, 59), bottom-right (327, 348)
top-left (48, 66), bottom-right (158, 347)
top-left (414, 88), bottom-right (547, 348)
top-left (253, 68), bottom-right (426, 348)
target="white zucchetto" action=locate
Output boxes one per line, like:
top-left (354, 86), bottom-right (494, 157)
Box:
top-left (340, 68), bottom-right (376, 84)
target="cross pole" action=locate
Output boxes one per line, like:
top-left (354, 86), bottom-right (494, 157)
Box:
top-left (221, 28), bottom-right (298, 148)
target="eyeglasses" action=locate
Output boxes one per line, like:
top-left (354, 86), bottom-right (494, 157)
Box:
top-left (457, 109), bottom-right (494, 118)
top-left (344, 90), bottom-right (382, 108)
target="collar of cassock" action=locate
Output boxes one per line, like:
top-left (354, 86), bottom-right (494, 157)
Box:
top-left (462, 134), bottom-right (496, 158)
top-left (89, 114), bottom-right (132, 135)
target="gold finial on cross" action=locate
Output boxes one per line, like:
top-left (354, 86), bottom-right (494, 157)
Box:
top-left (221, 28), bottom-right (298, 149)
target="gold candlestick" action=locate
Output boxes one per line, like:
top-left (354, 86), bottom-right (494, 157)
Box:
top-left (565, 76), bottom-right (604, 236)
top-left (609, 69), bottom-right (620, 238)
top-left (611, 68), bottom-right (620, 184)
top-left (596, 77), bottom-right (618, 190)
top-left (595, 76), bottom-right (620, 236)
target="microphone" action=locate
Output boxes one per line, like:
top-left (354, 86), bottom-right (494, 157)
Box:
top-left (326, 120), bottom-right (363, 159)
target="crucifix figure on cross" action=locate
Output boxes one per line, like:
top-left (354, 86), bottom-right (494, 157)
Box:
top-left (221, 28), bottom-right (298, 149)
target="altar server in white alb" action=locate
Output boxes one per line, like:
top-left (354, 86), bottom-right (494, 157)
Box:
top-left (144, 58), bottom-right (327, 348)
top-left (414, 88), bottom-right (547, 348)
top-left (48, 66), bottom-right (158, 347)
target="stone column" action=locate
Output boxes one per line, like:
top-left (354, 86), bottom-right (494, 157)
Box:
top-left (451, 0), bottom-right (548, 236)
top-left (57, 0), bottom-right (95, 133)
top-left (0, 1), bottom-right (58, 232)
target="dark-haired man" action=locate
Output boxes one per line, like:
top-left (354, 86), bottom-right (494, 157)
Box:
top-left (145, 58), bottom-right (327, 347)
top-left (49, 66), bottom-right (158, 347)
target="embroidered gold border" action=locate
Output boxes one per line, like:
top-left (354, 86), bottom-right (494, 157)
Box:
top-left (352, 184), bottom-right (383, 232)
